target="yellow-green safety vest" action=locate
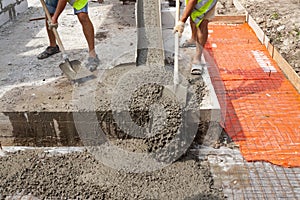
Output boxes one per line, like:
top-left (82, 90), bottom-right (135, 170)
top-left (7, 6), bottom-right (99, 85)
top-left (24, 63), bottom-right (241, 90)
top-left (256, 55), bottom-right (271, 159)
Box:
top-left (68, 0), bottom-right (88, 10)
top-left (186, 0), bottom-right (217, 27)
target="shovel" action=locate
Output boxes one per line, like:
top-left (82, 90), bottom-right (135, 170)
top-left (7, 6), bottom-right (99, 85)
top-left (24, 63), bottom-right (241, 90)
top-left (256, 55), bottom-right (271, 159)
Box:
top-left (40, 0), bottom-right (93, 80)
top-left (165, 0), bottom-right (187, 106)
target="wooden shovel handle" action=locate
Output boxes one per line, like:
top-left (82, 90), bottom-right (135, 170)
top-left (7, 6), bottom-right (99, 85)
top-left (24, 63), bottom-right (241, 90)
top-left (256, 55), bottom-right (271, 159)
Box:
top-left (39, 0), bottom-right (67, 56)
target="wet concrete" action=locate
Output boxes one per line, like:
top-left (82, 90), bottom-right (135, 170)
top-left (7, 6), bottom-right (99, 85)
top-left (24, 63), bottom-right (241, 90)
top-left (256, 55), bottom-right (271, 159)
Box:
top-left (0, 0), bottom-right (218, 198)
top-left (0, 0), bottom-right (221, 149)
top-left (0, 63), bottom-right (207, 150)
top-left (136, 0), bottom-right (165, 67)
top-left (0, 148), bottom-right (225, 199)
top-left (3, 0), bottom-right (288, 199)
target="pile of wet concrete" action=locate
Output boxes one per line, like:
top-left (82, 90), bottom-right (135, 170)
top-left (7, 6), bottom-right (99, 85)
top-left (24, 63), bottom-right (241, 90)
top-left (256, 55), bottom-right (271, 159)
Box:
top-left (0, 149), bottom-right (225, 199)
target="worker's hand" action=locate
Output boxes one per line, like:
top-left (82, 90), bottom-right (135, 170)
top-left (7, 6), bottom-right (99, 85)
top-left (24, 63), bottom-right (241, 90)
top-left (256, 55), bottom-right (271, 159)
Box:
top-left (47, 21), bottom-right (58, 30)
top-left (173, 21), bottom-right (185, 37)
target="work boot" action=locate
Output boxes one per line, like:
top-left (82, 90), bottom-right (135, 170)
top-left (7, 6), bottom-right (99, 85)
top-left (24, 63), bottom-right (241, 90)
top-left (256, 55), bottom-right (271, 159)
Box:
top-left (86, 55), bottom-right (100, 72)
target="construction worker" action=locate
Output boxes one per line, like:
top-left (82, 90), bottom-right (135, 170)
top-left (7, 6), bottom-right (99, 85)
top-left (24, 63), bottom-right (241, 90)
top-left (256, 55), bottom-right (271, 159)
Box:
top-left (38, 0), bottom-right (100, 72)
top-left (173, 0), bottom-right (217, 74)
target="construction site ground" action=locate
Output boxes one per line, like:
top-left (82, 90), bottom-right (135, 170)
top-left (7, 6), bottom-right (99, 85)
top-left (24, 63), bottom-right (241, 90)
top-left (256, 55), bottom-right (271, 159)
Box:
top-left (0, 0), bottom-right (300, 199)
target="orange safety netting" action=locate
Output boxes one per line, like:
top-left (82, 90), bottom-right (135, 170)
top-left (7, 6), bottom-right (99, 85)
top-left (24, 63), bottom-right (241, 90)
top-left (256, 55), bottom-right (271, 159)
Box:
top-left (206, 23), bottom-right (300, 167)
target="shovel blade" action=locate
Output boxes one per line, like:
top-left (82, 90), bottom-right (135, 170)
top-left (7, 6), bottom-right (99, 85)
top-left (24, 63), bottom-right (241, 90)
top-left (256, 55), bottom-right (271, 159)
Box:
top-left (174, 84), bottom-right (187, 105)
top-left (163, 84), bottom-right (187, 106)
top-left (59, 60), bottom-right (93, 80)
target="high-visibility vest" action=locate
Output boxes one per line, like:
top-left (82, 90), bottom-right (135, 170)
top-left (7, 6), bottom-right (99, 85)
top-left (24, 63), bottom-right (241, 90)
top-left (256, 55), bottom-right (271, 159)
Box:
top-left (68, 0), bottom-right (88, 10)
top-left (186, 0), bottom-right (217, 27)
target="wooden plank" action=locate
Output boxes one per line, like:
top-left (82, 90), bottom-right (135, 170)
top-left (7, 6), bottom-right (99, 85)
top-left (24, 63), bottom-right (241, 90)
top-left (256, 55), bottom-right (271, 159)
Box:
top-left (247, 14), bottom-right (265, 43)
top-left (233, 0), bottom-right (245, 11)
top-left (211, 15), bottom-right (246, 24)
top-left (266, 42), bottom-right (274, 59)
top-left (270, 44), bottom-right (300, 93)
top-left (264, 35), bottom-right (270, 49)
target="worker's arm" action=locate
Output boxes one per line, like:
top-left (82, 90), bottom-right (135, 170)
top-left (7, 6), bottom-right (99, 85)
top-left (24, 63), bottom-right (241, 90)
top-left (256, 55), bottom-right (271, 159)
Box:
top-left (51, 0), bottom-right (67, 24)
top-left (173, 0), bottom-right (197, 37)
top-left (180, 0), bottom-right (198, 23)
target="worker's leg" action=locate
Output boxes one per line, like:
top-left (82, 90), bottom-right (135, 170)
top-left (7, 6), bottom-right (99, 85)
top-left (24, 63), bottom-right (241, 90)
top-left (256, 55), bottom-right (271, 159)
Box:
top-left (186, 18), bottom-right (197, 44)
top-left (46, 18), bottom-right (57, 47)
top-left (45, 0), bottom-right (59, 47)
top-left (193, 19), bottom-right (209, 64)
top-left (77, 12), bottom-right (97, 58)
top-left (37, 0), bottom-right (60, 59)
top-left (180, 18), bottom-right (197, 48)
top-left (191, 3), bottom-right (216, 62)
top-left (76, 6), bottom-right (99, 71)
top-left (190, 18), bottom-right (197, 42)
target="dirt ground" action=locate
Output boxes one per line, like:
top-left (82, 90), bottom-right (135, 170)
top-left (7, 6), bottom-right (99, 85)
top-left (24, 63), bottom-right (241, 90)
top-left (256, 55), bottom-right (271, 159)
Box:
top-left (0, 0), bottom-right (298, 199)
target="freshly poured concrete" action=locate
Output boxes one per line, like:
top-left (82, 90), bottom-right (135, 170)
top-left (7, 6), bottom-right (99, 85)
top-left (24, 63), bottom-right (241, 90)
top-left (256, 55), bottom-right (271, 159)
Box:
top-left (0, 0), bottom-right (221, 150)
top-left (3, 1), bottom-right (299, 199)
